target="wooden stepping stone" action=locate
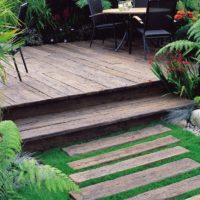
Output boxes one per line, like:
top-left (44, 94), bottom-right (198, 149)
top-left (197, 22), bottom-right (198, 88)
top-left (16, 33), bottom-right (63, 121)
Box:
top-left (70, 146), bottom-right (189, 183)
top-left (68, 135), bottom-right (179, 170)
top-left (187, 195), bottom-right (200, 200)
top-left (70, 158), bottom-right (200, 200)
top-left (63, 125), bottom-right (170, 156)
top-left (127, 175), bottom-right (200, 200)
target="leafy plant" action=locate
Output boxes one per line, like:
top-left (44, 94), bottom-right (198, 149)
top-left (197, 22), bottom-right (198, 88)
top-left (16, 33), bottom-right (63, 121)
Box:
top-left (174, 0), bottom-right (200, 39)
top-left (194, 96), bottom-right (200, 107)
top-left (151, 18), bottom-right (200, 99)
top-left (152, 52), bottom-right (200, 99)
top-left (156, 19), bottom-right (200, 62)
top-left (0, 120), bottom-right (79, 200)
top-left (76, 0), bottom-right (112, 9)
top-left (0, 0), bottom-right (24, 83)
top-left (25, 0), bottom-right (56, 31)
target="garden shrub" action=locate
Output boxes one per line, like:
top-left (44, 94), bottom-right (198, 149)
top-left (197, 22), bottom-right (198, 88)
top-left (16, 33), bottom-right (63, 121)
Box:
top-left (0, 120), bottom-right (79, 199)
top-left (175, 0), bottom-right (200, 39)
top-left (152, 18), bottom-right (200, 99)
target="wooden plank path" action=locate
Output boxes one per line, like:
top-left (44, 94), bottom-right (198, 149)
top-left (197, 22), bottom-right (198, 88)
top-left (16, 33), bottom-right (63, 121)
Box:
top-left (70, 158), bottom-right (200, 200)
top-left (64, 124), bottom-right (170, 156)
top-left (70, 146), bottom-right (189, 183)
top-left (65, 125), bottom-right (200, 199)
top-left (187, 195), bottom-right (200, 200)
top-left (127, 175), bottom-right (200, 200)
top-left (68, 135), bottom-right (179, 170)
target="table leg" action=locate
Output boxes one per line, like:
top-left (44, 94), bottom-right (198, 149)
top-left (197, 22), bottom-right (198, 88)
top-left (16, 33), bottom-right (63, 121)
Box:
top-left (128, 15), bottom-right (133, 54)
top-left (114, 32), bottom-right (128, 52)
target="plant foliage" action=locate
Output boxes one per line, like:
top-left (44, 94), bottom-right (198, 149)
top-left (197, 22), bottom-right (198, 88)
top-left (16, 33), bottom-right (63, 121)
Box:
top-left (0, 121), bottom-right (79, 200)
top-left (76, 0), bottom-right (112, 9)
top-left (0, 0), bottom-right (24, 83)
top-left (151, 18), bottom-right (200, 99)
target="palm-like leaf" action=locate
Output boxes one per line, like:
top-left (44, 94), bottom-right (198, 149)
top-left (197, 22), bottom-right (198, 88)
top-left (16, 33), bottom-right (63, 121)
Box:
top-left (156, 19), bottom-right (200, 59)
top-left (0, 121), bottom-right (21, 166)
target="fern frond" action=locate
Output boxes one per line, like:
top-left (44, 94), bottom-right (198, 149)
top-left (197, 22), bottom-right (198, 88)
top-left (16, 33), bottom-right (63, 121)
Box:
top-left (0, 121), bottom-right (21, 164)
top-left (188, 19), bottom-right (200, 42)
top-left (17, 159), bottom-right (79, 193)
top-left (156, 40), bottom-right (197, 56)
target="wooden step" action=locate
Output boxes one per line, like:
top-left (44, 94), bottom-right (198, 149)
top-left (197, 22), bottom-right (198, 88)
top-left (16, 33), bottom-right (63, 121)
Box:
top-left (64, 124), bottom-right (170, 156)
top-left (70, 158), bottom-right (200, 200)
top-left (68, 135), bottom-right (179, 170)
top-left (127, 175), bottom-right (200, 200)
top-left (187, 195), bottom-right (200, 200)
top-left (16, 94), bottom-right (192, 151)
top-left (5, 81), bottom-right (164, 120)
top-left (70, 146), bottom-right (189, 183)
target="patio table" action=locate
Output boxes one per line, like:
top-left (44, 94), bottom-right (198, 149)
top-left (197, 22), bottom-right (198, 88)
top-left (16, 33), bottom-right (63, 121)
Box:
top-left (103, 8), bottom-right (147, 54)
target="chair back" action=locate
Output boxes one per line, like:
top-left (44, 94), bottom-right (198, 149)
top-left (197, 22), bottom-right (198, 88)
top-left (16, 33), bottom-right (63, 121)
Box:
top-left (87, 0), bottom-right (106, 26)
top-left (18, 2), bottom-right (28, 29)
top-left (144, 0), bottom-right (176, 32)
top-left (135, 0), bottom-right (148, 7)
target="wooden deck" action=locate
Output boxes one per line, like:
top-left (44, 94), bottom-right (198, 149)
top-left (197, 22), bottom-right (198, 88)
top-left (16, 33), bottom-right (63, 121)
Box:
top-left (0, 40), bottom-right (156, 108)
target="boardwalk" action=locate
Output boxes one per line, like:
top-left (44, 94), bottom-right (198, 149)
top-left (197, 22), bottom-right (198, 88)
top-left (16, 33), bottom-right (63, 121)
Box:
top-left (0, 40), bottom-right (156, 107)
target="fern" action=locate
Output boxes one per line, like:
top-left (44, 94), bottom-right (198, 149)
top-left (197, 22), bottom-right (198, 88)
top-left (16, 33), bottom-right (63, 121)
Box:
top-left (188, 19), bottom-right (200, 42)
top-left (0, 121), bottom-right (21, 165)
top-left (0, 121), bottom-right (79, 199)
top-left (156, 40), bottom-right (197, 56)
top-left (76, 0), bottom-right (112, 9)
top-left (156, 18), bottom-right (200, 61)
top-left (17, 159), bottom-right (79, 192)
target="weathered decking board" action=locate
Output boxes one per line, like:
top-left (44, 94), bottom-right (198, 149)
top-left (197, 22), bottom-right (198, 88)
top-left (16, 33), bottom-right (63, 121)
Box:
top-left (0, 40), bottom-right (156, 107)
top-left (64, 125), bottom-right (170, 156)
top-left (17, 95), bottom-right (191, 142)
top-left (127, 175), bottom-right (200, 200)
top-left (187, 194), bottom-right (200, 200)
top-left (70, 158), bottom-right (200, 200)
top-left (70, 146), bottom-right (189, 183)
top-left (68, 136), bottom-right (179, 170)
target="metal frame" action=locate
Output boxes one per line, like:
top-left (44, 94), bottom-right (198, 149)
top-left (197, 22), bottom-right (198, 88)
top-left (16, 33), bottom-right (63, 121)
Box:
top-left (12, 2), bottom-right (28, 81)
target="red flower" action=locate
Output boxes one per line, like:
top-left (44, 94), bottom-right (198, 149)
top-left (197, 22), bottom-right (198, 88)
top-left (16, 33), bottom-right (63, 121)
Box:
top-left (63, 8), bottom-right (70, 20)
top-left (53, 14), bottom-right (61, 21)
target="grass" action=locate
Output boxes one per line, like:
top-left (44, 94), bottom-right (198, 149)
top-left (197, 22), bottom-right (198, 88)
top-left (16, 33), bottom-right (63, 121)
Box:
top-left (19, 121), bottom-right (200, 199)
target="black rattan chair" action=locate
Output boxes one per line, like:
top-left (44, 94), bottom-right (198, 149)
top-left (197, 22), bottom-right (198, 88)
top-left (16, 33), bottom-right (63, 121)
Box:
top-left (88, 0), bottom-right (122, 48)
top-left (12, 3), bottom-right (28, 81)
top-left (135, 0), bottom-right (148, 7)
top-left (137, 0), bottom-right (176, 59)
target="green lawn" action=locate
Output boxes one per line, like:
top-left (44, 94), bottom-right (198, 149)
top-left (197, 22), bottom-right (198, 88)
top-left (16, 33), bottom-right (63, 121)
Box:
top-left (19, 121), bottom-right (200, 199)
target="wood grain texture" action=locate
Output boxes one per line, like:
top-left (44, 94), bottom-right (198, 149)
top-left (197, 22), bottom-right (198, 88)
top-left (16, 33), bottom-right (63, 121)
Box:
top-left (127, 175), bottom-right (200, 200)
top-left (67, 135), bottom-right (180, 170)
top-left (187, 194), bottom-right (200, 200)
top-left (64, 125), bottom-right (170, 156)
top-left (70, 158), bottom-right (200, 200)
top-left (1, 40), bottom-right (157, 108)
top-left (17, 94), bottom-right (192, 142)
top-left (70, 146), bottom-right (189, 183)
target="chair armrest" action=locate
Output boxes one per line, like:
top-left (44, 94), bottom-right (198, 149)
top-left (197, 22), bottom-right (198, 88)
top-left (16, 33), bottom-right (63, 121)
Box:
top-left (133, 16), bottom-right (144, 25)
top-left (89, 13), bottom-right (104, 18)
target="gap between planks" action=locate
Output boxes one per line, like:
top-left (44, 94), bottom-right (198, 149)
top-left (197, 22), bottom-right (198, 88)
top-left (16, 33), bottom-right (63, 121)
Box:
top-left (63, 124), bottom-right (171, 156)
top-left (127, 175), bottom-right (200, 200)
top-left (70, 158), bottom-right (200, 200)
top-left (70, 146), bottom-right (189, 183)
top-left (67, 135), bottom-right (179, 170)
